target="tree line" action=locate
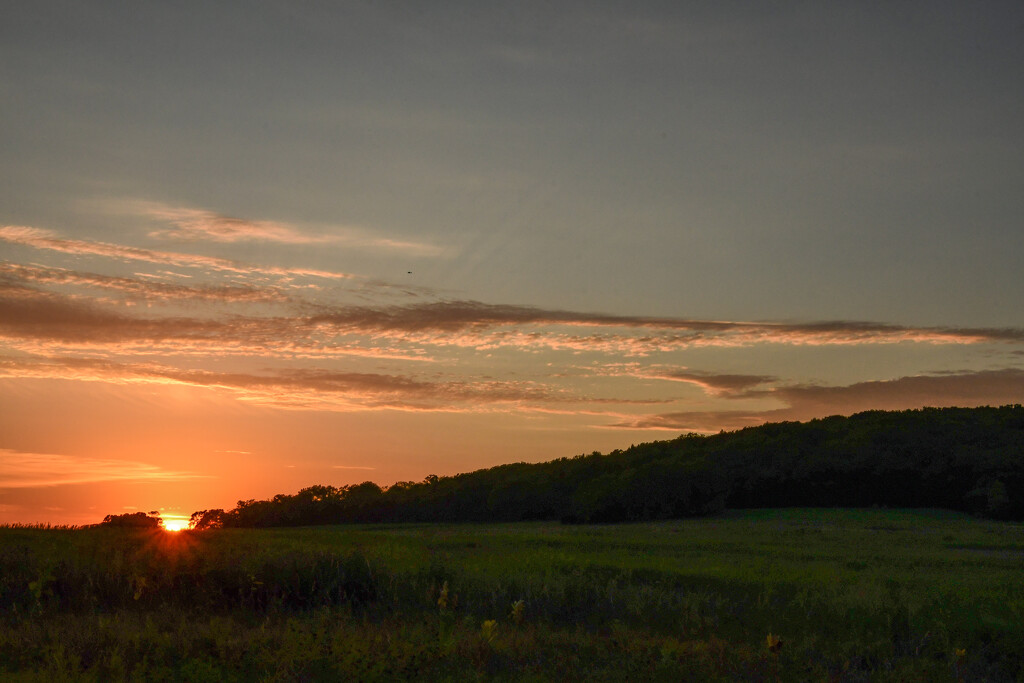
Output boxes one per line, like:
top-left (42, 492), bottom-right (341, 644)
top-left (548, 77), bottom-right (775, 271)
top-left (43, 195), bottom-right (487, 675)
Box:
top-left (187, 405), bottom-right (1024, 529)
top-left (97, 511), bottom-right (164, 528)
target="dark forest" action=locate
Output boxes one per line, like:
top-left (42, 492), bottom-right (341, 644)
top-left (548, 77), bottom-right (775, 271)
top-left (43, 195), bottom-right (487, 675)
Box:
top-left (187, 405), bottom-right (1024, 529)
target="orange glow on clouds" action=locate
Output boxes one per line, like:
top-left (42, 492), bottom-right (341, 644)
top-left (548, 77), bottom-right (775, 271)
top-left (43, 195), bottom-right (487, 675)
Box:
top-left (1, 217), bottom-right (1023, 527)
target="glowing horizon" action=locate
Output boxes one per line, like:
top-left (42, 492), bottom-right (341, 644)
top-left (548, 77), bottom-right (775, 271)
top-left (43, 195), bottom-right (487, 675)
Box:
top-left (162, 518), bottom-right (189, 532)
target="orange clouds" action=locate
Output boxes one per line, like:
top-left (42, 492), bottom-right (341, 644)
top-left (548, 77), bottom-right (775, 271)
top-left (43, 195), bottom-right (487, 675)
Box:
top-left (0, 263), bottom-right (287, 303)
top-left (4, 224), bottom-right (1022, 360)
top-left (2, 224), bottom-right (1024, 436)
top-left (4, 280), bottom-right (1020, 368)
top-left (305, 300), bottom-right (1024, 348)
top-left (0, 355), bottom-right (659, 414)
top-left (0, 225), bottom-right (355, 280)
top-left (646, 370), bottom-right (776, 396)
top-left (0, 449), bottom-right (206, 489)
top-left (100, 199), bottom-right (446, 256)
top-left (140, 202), bottom-right (339, 244)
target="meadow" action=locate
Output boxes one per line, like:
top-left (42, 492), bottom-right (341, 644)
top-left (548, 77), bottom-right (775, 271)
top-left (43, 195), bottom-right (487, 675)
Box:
top-left (1, 508), bottom-right (1022, 681)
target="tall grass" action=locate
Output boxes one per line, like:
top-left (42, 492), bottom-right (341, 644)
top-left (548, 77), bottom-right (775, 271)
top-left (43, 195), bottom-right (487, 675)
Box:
top-left (2, 509), bottom-right (1022, 681)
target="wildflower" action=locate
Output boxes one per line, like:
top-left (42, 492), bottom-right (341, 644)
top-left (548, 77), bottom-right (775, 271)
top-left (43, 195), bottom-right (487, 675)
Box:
top-left (437, 581), bottom-right (449, 609)
top-left (766, 633), bottom-right (783, 654)
top-left (955, 648), bottom-right (966, 659)
top-left (132, 575), bottom-right (147, 601)
top-left (510, 599), bottom-right (525, 625)
top-left (481, 619), bottom-right (497, 644)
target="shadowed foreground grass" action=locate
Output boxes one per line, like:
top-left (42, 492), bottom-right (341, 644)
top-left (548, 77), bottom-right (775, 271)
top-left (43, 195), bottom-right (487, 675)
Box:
top-left (2, 508), bottom-right (1022, 681)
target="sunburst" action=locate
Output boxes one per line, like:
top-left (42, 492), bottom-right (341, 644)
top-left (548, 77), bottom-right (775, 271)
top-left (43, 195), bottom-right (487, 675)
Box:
top-left (162, 517), bottom-right (189, 532)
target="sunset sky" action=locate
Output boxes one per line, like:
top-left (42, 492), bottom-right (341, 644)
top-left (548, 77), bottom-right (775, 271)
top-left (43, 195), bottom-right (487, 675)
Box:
top-left (2, 2), bottom-right (1023, 526)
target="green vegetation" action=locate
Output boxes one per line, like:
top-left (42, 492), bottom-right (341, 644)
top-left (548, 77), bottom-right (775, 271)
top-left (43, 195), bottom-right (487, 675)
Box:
top-left (3, 509), bottom-right (1023, 681)
top-left (6, 406), bottom-right (1023, 678)
top-left (193, 406), bottom-right (1024, 528)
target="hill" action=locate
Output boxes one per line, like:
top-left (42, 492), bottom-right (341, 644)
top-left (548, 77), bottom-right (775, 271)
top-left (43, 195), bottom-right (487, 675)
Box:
top-left (189, 405), bottom-right (1024, 528)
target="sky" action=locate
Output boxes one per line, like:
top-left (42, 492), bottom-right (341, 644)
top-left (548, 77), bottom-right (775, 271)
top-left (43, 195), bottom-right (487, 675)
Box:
top-left (2, 2), bottom-right (1023, 526)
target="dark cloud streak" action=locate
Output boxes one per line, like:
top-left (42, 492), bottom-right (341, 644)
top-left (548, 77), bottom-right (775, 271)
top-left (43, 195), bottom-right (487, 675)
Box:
top-left (608, 369), bottom-right (1024, 432)
top-left (308, 300), bottom-right (1024, 345)
top-left (3, 284), bottom-right (1023, 356)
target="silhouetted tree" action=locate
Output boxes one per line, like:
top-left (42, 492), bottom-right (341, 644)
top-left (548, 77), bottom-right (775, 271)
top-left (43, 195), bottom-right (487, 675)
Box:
top-left (100, 512), bottom-right (163, 528)
top-left (189, 509), bottom-right (226, 530)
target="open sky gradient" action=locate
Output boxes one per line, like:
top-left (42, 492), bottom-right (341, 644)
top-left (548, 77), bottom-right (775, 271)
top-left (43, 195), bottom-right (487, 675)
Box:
top-left (2, 2), bottom-right (1023, 525)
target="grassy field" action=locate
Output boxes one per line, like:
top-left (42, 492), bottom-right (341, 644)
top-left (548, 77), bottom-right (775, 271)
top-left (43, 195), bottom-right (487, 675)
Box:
top-left (2, 508), bottom-right (1022, 681)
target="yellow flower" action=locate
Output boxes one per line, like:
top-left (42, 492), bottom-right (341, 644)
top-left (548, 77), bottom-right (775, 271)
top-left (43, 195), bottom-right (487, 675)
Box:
top-left (481, 619), bottom-right (498, 644)
top-left (766, 633), bottom-right (783, 653)
top-left (437, 581), bottom-right (449, 609)
top-left (510, 599), bottom-right (525, 625)
top-left (955, 648), bottom-right (966, 659)
top-left (132, 575), bottom-right (147, 601)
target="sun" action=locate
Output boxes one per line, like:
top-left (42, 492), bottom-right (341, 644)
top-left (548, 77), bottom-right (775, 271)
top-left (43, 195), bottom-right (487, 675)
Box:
top-left (162, 518), bottom-right (189, 532)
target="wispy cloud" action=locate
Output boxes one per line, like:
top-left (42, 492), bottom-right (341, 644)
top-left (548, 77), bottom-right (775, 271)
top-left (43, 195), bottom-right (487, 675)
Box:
top-left (651, 370), bottom-right (776, 395)
top-left (4, 226), bottom-right (1024, 439)
top-left (607, 411), bottom-right (769, 433)
top-left (0, 225), bottom-right (355, 280)
top-left (3, 282), bottom-right (1023, 364)
top-left (0, 449), bottom-right (207, 488)
top-left (4, 225), bottom-right (1022, 353)
top-left (585, 363), bottom-right (776, 395)
top-left (0, 356), bottom-right (539, 409)
top-left (0, 355), bottom-right (658, 414)
top-left (139, 202), bottom-right (338, 244)
top-left (764, 368), bottom-right (1024, 417)
top-left (0, 262), bottom-right (287, 303)
top-left (607, 369), bottom-right (1024, 432)
top-left (305, 300), bottom-right (1024, 348)
top-left (102, 199), bottom-right (445, 256)
top-left (0, 285), bottom-right (232, 345)
top-left (0, 286), bottom-right (437, 361)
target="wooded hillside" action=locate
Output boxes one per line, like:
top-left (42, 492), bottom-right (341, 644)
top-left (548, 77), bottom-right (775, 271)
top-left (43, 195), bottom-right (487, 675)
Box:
top-left (189, 405), bottom-right (1024, 528)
